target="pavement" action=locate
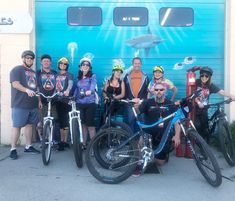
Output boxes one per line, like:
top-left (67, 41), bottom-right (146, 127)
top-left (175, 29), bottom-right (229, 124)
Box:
top-left (1, 143), bottom-right (235, 201)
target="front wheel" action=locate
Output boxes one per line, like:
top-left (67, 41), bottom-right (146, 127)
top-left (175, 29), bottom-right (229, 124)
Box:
top-left (187, 129), bottom-right (222, 187)
top-left (42, 121), bottom-right (53, 165)
top-left (86, 127), bottom-right (139, 184)
top-left (218, 119), bottom-right (235, 166)
top-left (71, 118), bottom-right (83, 168)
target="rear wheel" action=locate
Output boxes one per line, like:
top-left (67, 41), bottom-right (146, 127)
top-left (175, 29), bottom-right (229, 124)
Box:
top-left (86, 127), bottom-right (139, 184)
top-left (42, 121), bottom-right (53, 165)
top-left (218, 119), bottom-right (235, 166)
top-left (187, 129), bottom-right (222, 187)
top-left (71, 118), bottom-right (83, 168)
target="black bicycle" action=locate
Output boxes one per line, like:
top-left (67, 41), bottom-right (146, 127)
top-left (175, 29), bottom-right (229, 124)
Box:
top-left (86, 90), bottom-right (222, 187)
top-left (206, 99), bottom-right (235, 166)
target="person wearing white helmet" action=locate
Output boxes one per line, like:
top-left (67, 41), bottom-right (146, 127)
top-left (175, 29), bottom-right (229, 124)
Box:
top-left (9, 50), bottom-right (40, 159)
top-left (74, 57), bottom-right (97, 149)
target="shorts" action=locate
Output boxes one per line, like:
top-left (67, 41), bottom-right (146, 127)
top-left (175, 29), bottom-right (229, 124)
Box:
top-left (12, 108), bottom-right (39, 128)
top-left (77, 103), bottom-right (96, 127)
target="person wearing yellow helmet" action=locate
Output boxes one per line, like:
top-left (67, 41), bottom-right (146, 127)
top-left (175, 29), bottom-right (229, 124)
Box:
top-left (102, 63), bottom-right (126, 117)
top-left (55, 57), bottom-right (74, 151)
top-left (148, 65), bottom-right (178, 101)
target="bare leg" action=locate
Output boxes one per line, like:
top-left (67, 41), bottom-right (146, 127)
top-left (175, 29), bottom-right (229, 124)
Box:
top-left (24, 124), bottom-right (33, 146)
top-left (60, 127), bottom-right (69, 142)
top-left (82, 124), bottom-right (88, 145)
top-left (87, 126), bottom-right (96, 140)
top-left (11, 127), bottom-right (21, 149)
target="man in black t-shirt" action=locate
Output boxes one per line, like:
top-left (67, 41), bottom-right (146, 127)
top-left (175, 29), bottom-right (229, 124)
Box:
top-left (137, 83), bottom-right (181, 166)
top-left (9, 50), bottom-right (40, 160)
top-left (194, 67), bottom-right (235, 142)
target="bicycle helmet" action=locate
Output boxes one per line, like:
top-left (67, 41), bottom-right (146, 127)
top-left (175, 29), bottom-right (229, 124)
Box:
top-left (21, 50), bottom-right (35, 59)
top-left (112, 64), bottom-right (124, 73)
top-left (80, 57), bottom-right (92, 66)
top-left (153, 66), bottom-right (164, 74)
top-left (200, 66), bottom-right (213, 76)
top-left (40, 54), bottom-right (52, 61)
top-left (58, 57), bottom-right (69, 70)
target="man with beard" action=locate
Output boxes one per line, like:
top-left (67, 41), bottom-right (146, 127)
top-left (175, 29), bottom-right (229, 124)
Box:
top-left (9, 50), bottom-right (40, 160)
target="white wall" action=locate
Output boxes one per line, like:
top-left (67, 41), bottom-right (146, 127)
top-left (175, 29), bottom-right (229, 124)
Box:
top-left (0, 0), bottom-right (35, 144)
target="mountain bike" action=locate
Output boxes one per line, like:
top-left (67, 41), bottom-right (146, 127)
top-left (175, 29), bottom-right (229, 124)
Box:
top-left (85, 90), bottom-right (222, 187)
top-left (68, 96), bottom-right (83, 168)
top-left (36, 92), bottom-right (59, 165)
top-left (206, 99), bottom-right (235, 166)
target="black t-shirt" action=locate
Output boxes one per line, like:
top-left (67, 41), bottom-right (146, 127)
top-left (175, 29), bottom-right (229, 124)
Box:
top-left (195, 79), bottom-right (220, 114)
top-left (139, 98), bottom-right (176, 135)
top-left (37, 69), bottom-right (57, 104)
top-left (10, 65), bottom-right (38, 109)
top-left (106, 79), bottom-right (122, 97)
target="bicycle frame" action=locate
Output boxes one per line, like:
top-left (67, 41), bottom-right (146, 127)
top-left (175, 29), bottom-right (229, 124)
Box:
top-left (68, 98), bottom-right (83, 144)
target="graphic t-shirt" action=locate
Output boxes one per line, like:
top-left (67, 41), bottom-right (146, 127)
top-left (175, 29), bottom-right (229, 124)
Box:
top-left (37, 69), bottom-right (57, 104)
top-left (55, 72), bottom-right (73, 93)
top-left (195, 79), bottom-right (220, 114)
top-left (10, 65), bottom-right (38, 109)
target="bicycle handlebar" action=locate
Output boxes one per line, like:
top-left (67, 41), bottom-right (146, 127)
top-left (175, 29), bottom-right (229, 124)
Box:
top-left (36, 91), bottom-right (61, 99)
top-left (204, 98), bottom-right (233, 109)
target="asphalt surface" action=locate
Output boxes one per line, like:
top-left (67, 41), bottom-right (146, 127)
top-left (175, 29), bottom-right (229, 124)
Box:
top-left (0, 143), bottom-right (235, 201)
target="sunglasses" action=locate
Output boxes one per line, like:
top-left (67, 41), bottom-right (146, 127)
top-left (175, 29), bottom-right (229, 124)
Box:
top-left (82, 63), bottom-right (90, 67)
top-left (59, 62), bottom-right (68, 66)
top-left (200, 74), bottom-right (209, 78)
top-left (154, 88), bottom-right (165, 92)
top-left (25, 56), bottom-right (34, 60)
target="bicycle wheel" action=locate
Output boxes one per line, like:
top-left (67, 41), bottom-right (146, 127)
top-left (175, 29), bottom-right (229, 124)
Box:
top-left (42, 121), bottom-right (53, 165)
top-left (71, 118), bottom-right (83, 168)
top-left (86, 127), bottom-right (139, 184)
top-left (186, 129), bottom-right (222, 187)
top-left (218, 119), bottom-right (235, 166)
top-left (100, 120), bottom-right (133, 135)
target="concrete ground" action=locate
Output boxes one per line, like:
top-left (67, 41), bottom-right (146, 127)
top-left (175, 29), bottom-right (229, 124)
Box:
top-left (0, 143), bottom-right (235, 201)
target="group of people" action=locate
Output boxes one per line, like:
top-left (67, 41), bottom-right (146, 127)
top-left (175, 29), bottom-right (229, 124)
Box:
top-left (9, 50), bottom-right (235, 166)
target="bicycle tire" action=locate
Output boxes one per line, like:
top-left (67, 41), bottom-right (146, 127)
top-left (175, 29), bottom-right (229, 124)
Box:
top-left (71, 118), bottom-right (83, 168)
top-left (218, 119), bottom-right (235, 166)
top-left (86, 127), bottom-right (139, 184)
top-left (187, 129), bottom-right (222, 187)
top-left (42, 121), bottom-right (53, 165)
top-left (100, 120), bottom-right (133, 135)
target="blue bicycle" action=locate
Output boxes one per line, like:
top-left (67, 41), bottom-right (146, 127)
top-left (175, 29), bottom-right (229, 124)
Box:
top-left (85, 90), bottom-right (222, 187)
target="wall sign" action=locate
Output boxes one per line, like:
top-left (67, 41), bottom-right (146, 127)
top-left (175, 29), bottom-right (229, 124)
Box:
top-left (0, 12), bottom-right (33, 33)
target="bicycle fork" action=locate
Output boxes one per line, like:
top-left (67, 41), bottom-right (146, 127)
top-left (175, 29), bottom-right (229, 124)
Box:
top-left (69, 111), bottom-right (83, 144)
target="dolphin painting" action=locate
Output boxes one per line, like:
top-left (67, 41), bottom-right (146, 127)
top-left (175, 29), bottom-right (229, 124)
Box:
top-left (125, 29), bottom-right (164, 57)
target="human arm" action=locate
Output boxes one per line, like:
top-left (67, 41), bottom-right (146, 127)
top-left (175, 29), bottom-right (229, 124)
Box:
top-left (64, 79), bottom-right (73, 96)
top-left (217, 90), bottom-right (235, 101)
top-left (86, 74), bottom-right (97, 96)
top-left (170, 86), bottom-right (178, 101)
top-left (172, 121), bottom-right (181, 147)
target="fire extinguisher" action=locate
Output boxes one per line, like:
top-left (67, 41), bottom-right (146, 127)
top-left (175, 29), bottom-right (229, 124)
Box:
top-left (176, 66), bottom-right (198, 158)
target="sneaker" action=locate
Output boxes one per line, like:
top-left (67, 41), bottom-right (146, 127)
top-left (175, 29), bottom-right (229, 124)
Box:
top-left (10, 149), bottom-right (18, 160)
top-left (132, 164), bottom-right (142, 177)
top-left (24, 146), bottom-right (40, 154)
top-left (82, 144), bottom-right (87, 150)
top-left (57, 142), bottom-right (64, 151)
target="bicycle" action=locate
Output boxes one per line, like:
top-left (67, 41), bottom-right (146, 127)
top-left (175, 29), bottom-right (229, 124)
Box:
top-left (36, 92), bottom-right (59, 165)
top-left (85, 90), bottom-right (222, 187)
top-left (67, 96), bottom-right (83, 168)
top-left (205, 99), bottom-right (235, 166)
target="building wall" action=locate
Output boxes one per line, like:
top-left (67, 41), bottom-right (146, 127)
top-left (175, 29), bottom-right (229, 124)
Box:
top-left (0, 0), bottom-right (234, 144)
top-left (0, 0), bottom-right (35, 144)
